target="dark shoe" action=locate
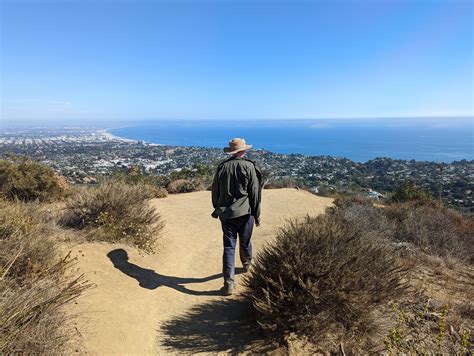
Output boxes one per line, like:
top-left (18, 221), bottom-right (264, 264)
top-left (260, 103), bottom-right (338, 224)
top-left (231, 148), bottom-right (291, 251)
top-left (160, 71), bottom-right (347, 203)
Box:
top-left (222, 283), bottom-right (234, 296)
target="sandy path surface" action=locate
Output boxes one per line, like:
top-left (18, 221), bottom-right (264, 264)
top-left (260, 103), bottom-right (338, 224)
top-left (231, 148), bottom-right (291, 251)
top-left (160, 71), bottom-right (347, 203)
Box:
top-left (67, 189), bottom-right (332, 355)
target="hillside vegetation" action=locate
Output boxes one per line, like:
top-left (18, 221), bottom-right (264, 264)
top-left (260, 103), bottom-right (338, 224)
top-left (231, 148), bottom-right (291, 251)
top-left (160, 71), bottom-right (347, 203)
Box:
top-left (0, 159), bottom-right (161, 352)
top-left (60, 180), bottom-right (164, 252)
top-left (245, 196), bottom-right (473, 353)
top-left (0, 158), bottom-right (472, 354)
top-left (0, 199), bottom-right (91, 353)
top-left (0, 157), bottom-right (67, 202)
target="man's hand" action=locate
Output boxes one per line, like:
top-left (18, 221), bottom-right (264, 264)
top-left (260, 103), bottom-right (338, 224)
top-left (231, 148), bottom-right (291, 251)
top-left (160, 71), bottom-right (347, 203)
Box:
top-left (255, 219), bottom-right (262, 227)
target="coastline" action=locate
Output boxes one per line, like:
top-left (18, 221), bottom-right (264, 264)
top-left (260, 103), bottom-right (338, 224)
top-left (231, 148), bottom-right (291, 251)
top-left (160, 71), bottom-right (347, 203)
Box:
top-left (105, 121), bottom-right (474, 164)
top-left (99, 129), bottom-right (138, 143)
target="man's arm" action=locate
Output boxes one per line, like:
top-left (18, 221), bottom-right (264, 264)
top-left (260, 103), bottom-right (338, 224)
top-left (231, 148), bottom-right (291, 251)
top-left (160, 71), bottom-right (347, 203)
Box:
top-left (248, 165), bottom-right (261, 225)
top-left (211, 169), bottom-right (219, 208)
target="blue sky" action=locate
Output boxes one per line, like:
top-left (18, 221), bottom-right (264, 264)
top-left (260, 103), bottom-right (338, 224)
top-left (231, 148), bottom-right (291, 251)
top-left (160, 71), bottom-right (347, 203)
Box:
top-left (0, 0), bottom-right (473, 121)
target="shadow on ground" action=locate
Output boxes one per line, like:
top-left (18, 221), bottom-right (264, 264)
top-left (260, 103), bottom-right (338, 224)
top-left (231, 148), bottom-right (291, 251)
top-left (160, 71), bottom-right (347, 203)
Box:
top-left (107, 248), bottom-right (244, 296)
top-left (159, 297), bottom-right (267, 353)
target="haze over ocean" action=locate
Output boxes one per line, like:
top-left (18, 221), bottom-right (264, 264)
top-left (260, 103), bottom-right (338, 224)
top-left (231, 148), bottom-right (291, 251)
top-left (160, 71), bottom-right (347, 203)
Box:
top-left (109, 118), bottom-right (473, 163)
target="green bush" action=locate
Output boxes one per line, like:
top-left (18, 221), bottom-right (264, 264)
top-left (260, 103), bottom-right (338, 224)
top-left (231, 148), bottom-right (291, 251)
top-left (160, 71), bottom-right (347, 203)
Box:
top-left (392, 182), bottom-right (432, 203)
top-left (0, 158), bottom-right (66, 202)
top-left (244, 214), bottom-right (408, 348)
top-left (60, 180), bottom-right (164, 251)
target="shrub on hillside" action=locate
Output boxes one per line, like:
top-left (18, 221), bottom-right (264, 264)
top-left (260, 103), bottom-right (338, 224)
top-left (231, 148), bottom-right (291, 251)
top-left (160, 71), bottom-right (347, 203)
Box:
top-left (60, 180), bottom-right (164, 251)
top-left (244, 215), bottom-right (408, 348)
top-left (166, 179), bottom-right (204, 194)
top-left (112, 169), bottom-right (168, 198)
top-left (392, 182), bottom-right (432, 203)
top-left (263, 177), bottom-right (300, 189)
top-left (329, 199), bottom-right (395, 241)
top-left (0, 199), bottom-right (90, 353)
top-left (0, 158), bottom-right (67, 202)
top-left (331, 196), bottom-right (473, 263)
top-left (149, 186), bottom-right (168, 198)
top-left (385, 201), bottom-right (474, 263)
top-left (332, 194), bottom-right (376, 209)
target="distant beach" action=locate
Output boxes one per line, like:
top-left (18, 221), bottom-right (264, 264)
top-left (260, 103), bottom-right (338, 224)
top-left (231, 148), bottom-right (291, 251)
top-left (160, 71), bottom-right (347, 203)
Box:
top-left (108, 118), bottom-right (474, 163)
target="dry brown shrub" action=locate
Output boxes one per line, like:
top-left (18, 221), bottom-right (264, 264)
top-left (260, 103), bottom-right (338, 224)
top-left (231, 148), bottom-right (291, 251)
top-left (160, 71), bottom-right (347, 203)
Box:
top-left (326, 198), bottom-right (395, 240)
top-left (166, 179), bottom-right (204, 194)
top-left (60, 180), bottom-right (164, 251)
top-left (244, 214), bottom-right (409, 349)
top-left (385, 202), bottom-right (474, 263)
top-left (0, 199), bottom-right (90, 353)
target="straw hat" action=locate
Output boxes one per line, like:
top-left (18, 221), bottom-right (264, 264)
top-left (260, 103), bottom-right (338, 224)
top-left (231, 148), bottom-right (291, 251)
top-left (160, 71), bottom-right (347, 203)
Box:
top-left (223, 138), bottom-right (253, 154)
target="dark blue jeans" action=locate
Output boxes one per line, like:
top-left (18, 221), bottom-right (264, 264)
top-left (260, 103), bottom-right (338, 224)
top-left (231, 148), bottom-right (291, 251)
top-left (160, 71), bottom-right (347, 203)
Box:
top-left (220, 214), bottom-right (254, 286)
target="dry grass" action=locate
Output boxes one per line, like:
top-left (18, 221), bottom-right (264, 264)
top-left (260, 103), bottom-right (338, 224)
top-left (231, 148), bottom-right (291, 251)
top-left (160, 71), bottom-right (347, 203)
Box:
top-left (1, 256), bottom-right (90, 353)
top-left (60, 180), bottom-right (164, 251)
top-left (0, 199), bottom-right (91, 353)
top-left (381, 297), bottom-right (473, 354)
top-left (0, 200), bottom-right (56, 282)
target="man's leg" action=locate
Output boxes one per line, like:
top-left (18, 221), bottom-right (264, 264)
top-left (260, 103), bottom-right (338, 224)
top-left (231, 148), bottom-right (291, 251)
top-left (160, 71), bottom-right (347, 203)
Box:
top-left (238, 215), bottom-right (254, 270)
top-left (221, 218), bottom-right (238, 292)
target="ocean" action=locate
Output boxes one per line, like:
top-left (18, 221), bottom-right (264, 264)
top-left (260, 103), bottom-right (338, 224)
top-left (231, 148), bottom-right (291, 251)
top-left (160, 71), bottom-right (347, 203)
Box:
top-left (109, 118), bottom-right (474, 163)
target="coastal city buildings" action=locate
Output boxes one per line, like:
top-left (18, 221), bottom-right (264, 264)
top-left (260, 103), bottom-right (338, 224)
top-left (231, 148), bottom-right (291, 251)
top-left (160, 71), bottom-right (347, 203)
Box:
top-left (1, 127), bottom-right (472, 210)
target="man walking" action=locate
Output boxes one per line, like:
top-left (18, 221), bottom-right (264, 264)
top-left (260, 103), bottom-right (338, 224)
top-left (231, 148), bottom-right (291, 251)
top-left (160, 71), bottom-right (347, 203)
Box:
top-left (211, 138), bottom-right (262, 296)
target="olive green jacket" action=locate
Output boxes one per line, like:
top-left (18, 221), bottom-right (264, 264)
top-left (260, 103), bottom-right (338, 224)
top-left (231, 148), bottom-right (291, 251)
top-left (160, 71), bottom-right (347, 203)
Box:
top-left (211, 156), bottom-right (262, 223)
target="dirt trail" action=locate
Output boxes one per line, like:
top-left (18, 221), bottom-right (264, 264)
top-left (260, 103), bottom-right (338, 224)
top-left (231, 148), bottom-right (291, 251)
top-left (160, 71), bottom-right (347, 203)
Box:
top-left (67, 189), bottom-right (333, 354)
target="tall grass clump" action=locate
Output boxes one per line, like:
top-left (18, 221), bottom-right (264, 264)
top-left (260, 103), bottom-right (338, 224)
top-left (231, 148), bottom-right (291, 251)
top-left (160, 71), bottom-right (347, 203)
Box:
top-left (60, 180), bottom-right (164, 251)
top-left (0, 158), bottom-right (67, 202)
top-left (0, 201), bottom-right (55, 281)
top-left (0, 199), bottom-right (90, 353)
top-left (244, 214), bottom-right (408, 349)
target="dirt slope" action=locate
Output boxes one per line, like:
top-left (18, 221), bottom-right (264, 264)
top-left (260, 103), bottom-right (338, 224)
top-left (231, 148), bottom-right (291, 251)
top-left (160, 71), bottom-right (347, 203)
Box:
top-left (67, 188), bottom-right (333, 354)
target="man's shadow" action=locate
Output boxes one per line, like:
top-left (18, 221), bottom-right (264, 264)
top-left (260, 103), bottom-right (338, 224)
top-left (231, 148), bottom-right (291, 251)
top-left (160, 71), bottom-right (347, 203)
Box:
top-left (107, 249), bottom-right (244, 296)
